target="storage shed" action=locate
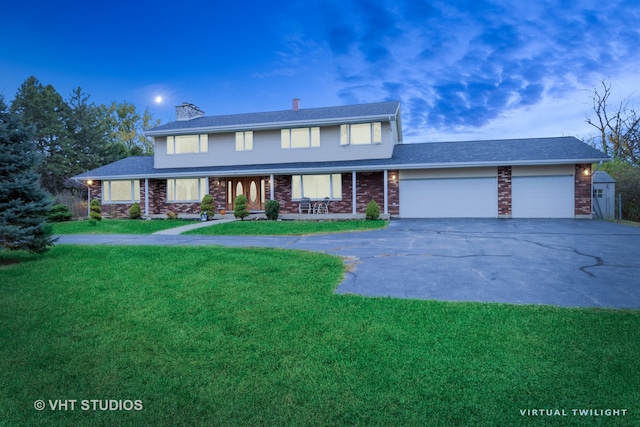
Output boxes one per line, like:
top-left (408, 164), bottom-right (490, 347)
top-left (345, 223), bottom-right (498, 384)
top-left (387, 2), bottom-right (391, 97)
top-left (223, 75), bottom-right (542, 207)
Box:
top-left (592, 171), bottom-right (616, 219)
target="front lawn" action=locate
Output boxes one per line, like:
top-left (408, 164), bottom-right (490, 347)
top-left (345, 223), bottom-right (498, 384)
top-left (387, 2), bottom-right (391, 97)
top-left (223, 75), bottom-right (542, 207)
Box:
top-left (184, 219), bottom-right (388, 236)
top-left (1, 246), bottom-right (638, 426)
top-left (51, 219), bottom-right (199, 235)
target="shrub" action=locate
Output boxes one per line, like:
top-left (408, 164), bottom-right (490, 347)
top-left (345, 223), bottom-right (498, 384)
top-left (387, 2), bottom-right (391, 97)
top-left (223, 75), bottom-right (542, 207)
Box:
top-left (166, 210), bottom-right (179, 220)
top-left (200, 194), bottom-right (215, 220)
top-left (365, 199), bottom-right (380, 220)
top-left (48, 203), bottom-right (72, 222)
top-left (89, 199), bottom-right (102, 221)
top-left (129, 202), bottom-right (142, 219)
top-left (234, 195), bottom-right (249, 220)
top-left (265, 199), bottom-right (280, 220)
top-left (602, 159), bottom-right (640, 221)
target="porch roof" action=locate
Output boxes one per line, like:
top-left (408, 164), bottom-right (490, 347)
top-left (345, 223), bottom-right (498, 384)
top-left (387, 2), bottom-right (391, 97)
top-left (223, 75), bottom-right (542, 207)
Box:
top-left (73, 136), bottom-right (609, 181)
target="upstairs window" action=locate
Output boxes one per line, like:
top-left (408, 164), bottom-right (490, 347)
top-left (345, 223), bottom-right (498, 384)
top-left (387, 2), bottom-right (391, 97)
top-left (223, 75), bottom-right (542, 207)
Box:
top-left (102, 180), bottom-right (140, 203)
top-left (235, 131), bottom-right (253, 151)
top-left (340, 122), bottom-right (382, 145)
top-left (281, 127), bottom-right (320, 149)
top-left (167, 134), bottom-right (208, 154)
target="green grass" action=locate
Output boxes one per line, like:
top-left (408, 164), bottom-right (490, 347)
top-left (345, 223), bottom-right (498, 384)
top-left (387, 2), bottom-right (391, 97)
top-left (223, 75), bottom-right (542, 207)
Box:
top-left (1, 246), bottom-right (639, 426)
top-left (184, 219), bottom-right (389, 236)
top-left (51, 219), bottom-right (198, 235)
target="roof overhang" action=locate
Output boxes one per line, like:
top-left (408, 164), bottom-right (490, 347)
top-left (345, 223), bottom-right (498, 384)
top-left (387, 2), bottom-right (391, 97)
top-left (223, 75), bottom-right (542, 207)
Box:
top-left (73, 156), bottom-right (609, 182)
top-left (144, 113), bottom-right (399, 137)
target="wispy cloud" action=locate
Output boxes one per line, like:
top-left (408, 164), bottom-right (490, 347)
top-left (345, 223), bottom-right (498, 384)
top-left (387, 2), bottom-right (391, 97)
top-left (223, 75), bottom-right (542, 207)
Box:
top-left (270, 0), bottom-right (640, 141)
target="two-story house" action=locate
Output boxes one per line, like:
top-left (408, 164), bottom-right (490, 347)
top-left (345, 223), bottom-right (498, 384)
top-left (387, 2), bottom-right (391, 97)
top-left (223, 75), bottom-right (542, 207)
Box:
top-left (74, 99), bottom-right (609, 219)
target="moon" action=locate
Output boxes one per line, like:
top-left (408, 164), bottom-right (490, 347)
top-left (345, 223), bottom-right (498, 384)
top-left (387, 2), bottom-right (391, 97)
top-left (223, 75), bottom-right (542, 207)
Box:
top-left (155, 96), bottom-right (163, 103)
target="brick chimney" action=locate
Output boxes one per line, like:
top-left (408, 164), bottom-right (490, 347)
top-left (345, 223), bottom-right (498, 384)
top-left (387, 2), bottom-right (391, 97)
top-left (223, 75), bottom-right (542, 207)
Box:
top-left (292, 98), bottom-right (301, 112)
top-left (176, 102), bottom-right (205, 121)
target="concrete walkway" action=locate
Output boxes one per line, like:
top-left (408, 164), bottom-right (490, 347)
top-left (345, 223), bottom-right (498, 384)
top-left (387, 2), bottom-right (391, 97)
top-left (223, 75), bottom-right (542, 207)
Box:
top-left (56, 219), bottom-right (640, 309)
top-left (152, 218), bottom-right (237, 235)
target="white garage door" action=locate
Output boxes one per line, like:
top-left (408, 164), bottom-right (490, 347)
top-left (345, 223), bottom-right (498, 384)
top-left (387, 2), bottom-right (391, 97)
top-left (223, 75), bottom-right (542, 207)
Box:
top-left (512, 175), bottom-right (574, 218)
top-left (400, 177), bottom-right (498, 218)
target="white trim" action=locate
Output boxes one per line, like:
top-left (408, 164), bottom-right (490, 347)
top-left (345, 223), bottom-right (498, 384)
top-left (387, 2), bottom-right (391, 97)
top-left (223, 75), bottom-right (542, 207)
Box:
top-left (144, 114), bottom-right (398, 137)
top-left (144, 178), bottom-right (149, 216)
top-left (270, 174), bottom-right (274, 200)
top-left (383, 169), bottom-right (389, 215)
top-left (352, 171), bottom-right (357, 215)
top-left (75, 159), bottom-right (609, 182)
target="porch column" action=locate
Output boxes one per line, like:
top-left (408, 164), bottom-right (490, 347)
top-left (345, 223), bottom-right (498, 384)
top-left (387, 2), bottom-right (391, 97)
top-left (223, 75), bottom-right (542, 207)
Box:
top-left (270, 174), bottom-right (274, 200)
top-left (383, 169), bottom-right (389, 215)
top-left (352, 171), bottom-right (357, 214)
top-left (144, 178), bottom-right (149, 216)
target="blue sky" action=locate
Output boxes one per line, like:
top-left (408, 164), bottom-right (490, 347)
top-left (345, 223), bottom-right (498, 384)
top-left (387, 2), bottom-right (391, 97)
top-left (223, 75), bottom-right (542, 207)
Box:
top-left (2, 0), bottom-right (639, 142)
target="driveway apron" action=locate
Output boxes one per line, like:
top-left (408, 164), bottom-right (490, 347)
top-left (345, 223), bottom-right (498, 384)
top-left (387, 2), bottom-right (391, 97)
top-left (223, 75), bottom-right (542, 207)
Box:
top-left (56, 219), bottom-right (640, 309)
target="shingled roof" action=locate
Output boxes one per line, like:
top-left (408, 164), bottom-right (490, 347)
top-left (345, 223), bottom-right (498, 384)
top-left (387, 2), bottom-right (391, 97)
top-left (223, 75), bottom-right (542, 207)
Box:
top-left (145, 101), bottom-right (401, 135)
top-left (73, 137), bottom-right (609, 180)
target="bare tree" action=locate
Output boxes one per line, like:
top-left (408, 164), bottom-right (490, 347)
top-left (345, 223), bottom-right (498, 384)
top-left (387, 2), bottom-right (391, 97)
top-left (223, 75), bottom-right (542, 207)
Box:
top-left (586, 79), bottom-right (640, 164)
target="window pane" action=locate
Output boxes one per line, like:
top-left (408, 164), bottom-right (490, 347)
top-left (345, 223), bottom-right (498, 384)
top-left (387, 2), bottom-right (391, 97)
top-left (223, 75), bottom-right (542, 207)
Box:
top-left (111, 181), bottom-right (133, 201)
top-left (340, 125), bottom-right (349, 146)
top-left (249, 181), bottom-right (258, 203)
top-left (350, 123), bottom-right (372, 145)
top-left (199, 178), bottom-right (207, 200)
top-left (200, 134), bottom-right (208, 152)
top-left (291, 175), bottom-right (302, 199)
top-left (372, 122), bottom-right (382, 143)
top-left (134, 180), bottom-right (141, 202)
top-left (302, 175), bottom-right (331, 199)
top-left (102, 181), bottom-right (110, 201)
top-left (245, 131), bottom-right (253, 150)
top-left (311, 127), bottom-right (320, 147)
top-left (281, 129), bottom-right (290, 149)
top-left (236, 132), bottom-right (244, 151)
top-left (168, 180), bottom-right (174, 201)
top-left (174, 135), bottom-right (199, 153)
top-left (167, 136), bottom-right (175, 154)
top-left (291, 128), bottom-right (309, 148)
top-left (176, 178), bottom-right (199, 201)
top-left (236, 181), bottom-right (244, 196)
top-left (332, 174), bottom-right (342, 198)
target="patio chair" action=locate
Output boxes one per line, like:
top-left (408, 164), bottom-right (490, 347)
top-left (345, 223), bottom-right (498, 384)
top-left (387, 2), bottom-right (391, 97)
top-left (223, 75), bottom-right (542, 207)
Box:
top-left (314, 197), bottom-right (330, 214)
top-left (299, 197), bottom-right (312, 214)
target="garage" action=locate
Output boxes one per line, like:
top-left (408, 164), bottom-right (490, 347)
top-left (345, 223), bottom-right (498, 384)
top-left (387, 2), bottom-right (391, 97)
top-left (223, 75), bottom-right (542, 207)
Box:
top-left (511, 166), bottom-right (574, 218)
top-left (399, 168), bottom-right (497, 218)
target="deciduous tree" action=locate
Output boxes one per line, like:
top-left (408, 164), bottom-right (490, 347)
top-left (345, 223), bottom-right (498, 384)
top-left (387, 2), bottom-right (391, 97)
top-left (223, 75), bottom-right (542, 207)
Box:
top-left (586, 79), bottom-right (640, 164)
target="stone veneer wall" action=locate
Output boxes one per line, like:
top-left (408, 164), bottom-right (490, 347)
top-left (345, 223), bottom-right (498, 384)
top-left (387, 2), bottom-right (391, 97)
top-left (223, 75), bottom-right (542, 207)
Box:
top-left (574, 163), bottom-right (592, 217)
top-left (497, 166), bottom-right (512, 217)
top-left (89, 180), bottom-right (140, 219)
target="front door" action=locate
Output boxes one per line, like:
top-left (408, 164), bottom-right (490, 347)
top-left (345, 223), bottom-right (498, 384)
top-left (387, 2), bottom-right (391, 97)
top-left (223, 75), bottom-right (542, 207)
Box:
top-left (228, 177), bottom-right (263, 211)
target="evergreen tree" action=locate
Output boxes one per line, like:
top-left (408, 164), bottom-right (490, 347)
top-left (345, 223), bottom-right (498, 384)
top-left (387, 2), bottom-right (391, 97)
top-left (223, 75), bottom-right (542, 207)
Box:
top-left (65, 87), bottom-right (127, 175)
top-left (0, 96), bottom-right (56, 253)
top-left (10, 76), bottom-right (70, 194)
top-left (234, 195), bottom-right (249, 220)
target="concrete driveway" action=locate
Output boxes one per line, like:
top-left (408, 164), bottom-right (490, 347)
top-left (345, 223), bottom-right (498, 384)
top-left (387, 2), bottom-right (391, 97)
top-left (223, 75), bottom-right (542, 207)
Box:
top-left (57, 219), bottom-right (640, 309)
